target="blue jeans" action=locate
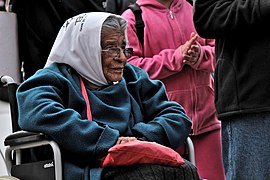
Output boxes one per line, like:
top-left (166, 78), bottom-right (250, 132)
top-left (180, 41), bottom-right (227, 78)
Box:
top-left (222, 112), bottom-right (270, 180)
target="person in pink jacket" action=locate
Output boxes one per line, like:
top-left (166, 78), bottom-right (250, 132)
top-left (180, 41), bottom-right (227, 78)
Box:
top-left (122, 0), bottom-right (225, 179)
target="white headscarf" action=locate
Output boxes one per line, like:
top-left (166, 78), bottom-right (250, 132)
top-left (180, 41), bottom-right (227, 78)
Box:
top-left (45, 12), bottom-right (127, 86)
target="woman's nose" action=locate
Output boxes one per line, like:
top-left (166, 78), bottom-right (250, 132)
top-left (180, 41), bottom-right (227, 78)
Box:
top-left (114, 50), bottom-right (127, 63)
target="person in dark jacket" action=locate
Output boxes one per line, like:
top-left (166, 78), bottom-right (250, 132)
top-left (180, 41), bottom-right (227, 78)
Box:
top-left (193, 0), bottom-right (270, 179)
top-left (16, 12), bottom-right (198, 179)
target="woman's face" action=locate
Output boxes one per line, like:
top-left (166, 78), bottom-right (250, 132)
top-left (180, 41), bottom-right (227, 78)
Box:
top-left (101, 31), bottom-right (127, 84)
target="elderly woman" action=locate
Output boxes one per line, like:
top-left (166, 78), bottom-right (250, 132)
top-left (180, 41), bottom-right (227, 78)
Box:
top-left (16, 12), bottom-right (196, 179)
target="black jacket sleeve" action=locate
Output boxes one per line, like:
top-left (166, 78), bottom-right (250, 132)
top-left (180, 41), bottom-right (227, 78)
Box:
top-left (193, 0), bottom-right (270, 38)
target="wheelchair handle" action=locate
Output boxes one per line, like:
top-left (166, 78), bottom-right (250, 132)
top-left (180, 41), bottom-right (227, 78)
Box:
top-left (0, 75), bottom-right (15, 86)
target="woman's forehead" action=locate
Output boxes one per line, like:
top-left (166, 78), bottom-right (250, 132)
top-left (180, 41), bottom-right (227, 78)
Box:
top-left (103, 29), bottom-right (124, 37)
top-left (102, 32), bottom-right (125, 43)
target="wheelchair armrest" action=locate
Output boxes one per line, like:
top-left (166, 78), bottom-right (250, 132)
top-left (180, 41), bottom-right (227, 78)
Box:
top-left (4, 130), bottom-right (49, 146)
top-left (186, 137), bottom-right (195, 166)
top-left (4, 131), bottom-right (62, 180)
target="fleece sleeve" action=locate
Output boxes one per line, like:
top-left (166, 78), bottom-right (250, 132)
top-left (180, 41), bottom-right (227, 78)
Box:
top-left (17, 69), bottom-right (119, 159)
top-left (128, 66), bottom-right (192, 149)
top-left (193, 0), bottom-right (270, 38)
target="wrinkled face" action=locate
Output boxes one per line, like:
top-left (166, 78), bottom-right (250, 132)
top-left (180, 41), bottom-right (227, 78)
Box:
top-left (101, 31), bottom-right (127, 84)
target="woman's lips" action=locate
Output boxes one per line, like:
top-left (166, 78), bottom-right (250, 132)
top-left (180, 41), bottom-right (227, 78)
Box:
top-left (111, 67), bottom-right (124, 73)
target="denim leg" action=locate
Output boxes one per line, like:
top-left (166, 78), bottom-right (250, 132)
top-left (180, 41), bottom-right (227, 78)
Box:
top-left (221, 112), bottom-right (270, 180)
top-left (221, 120), bottom-right (231, 178)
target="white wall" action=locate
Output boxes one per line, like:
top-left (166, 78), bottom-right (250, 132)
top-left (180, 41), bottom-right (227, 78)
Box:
top-left (0, 100), bottom-right (12, 176)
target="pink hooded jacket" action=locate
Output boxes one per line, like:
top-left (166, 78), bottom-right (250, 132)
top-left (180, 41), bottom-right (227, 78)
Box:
top-left (122, 0), bottom-right (220, 135)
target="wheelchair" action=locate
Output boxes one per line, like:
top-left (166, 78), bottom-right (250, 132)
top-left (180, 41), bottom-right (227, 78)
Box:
top-left (1, 75), bottom-right (196, 180)
top-left (1, 75), bottom-right (62, 180)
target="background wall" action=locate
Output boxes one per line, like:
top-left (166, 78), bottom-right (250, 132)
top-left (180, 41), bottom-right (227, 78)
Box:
top-left (0, 100), bottom-right (12, 176)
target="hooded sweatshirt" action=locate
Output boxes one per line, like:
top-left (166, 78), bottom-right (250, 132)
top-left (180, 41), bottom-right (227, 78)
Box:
top-left (122, 0), bottom-right (220, 135)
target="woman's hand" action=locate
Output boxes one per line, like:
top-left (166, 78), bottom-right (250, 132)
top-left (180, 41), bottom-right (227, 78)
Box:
top-left (181, 32), bottom-right (201, 66)
top-left (116, 136), bottom-right (137, 144)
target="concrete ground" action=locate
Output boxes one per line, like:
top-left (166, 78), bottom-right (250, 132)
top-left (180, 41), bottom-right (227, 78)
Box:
top-left (0, 100), bottom-right (12, 176)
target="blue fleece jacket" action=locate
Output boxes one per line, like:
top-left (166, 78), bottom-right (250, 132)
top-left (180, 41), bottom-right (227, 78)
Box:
top-left (17, 63), bottom-right (191, 180)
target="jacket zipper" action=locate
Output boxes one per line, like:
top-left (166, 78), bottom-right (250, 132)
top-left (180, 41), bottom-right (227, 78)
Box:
top-left (169, 11), bottom-right (174, 19)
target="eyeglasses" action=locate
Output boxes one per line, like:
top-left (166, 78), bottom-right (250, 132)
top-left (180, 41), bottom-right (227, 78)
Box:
top-left (101, 47), bottom-right (133, 59)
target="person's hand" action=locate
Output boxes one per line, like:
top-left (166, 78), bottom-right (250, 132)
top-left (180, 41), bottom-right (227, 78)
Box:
top-left (116, 136), bottom-right (137, 144)
top-left (181, 32), bottom-right (201, 66)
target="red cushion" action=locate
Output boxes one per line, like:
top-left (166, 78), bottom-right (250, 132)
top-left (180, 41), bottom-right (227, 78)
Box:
top-left (101, 140), bottom-right (185, 167)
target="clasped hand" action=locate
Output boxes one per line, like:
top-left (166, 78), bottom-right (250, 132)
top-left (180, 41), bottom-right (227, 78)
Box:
top-left (181, 32), bottom-right (201, 66)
